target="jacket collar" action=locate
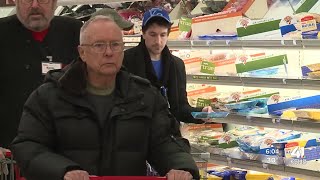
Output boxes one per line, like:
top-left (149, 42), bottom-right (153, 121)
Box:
top-left (137, 40), bottom-right (173, 87)
top-left (58, 59), bottom-right (129, 98)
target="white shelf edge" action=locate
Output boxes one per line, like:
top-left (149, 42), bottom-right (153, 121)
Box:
top-left (124, 39), bottom-right (320, 48)
top-left (186, 75), bottom-right (320, 91)
top-left (301, 39), bottom-right (320, 47)
top-left (168, 40), bottom-right (320, 48)
top-left (205, 114), bottom-right (320, 133)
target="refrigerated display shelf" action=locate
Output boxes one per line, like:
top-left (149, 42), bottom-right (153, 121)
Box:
top-left (176, 40), bottom-right (301, 48)
top-left (204, 113), bottom-right (320, 133)
top-left (191, 145), bottom-right (320, 180)
top-left (187, 75), bottom-right (320, 90)
top-left (122, 38), bottom-right (320, 48)
top-left (168, 39), bottom-right (320, 48)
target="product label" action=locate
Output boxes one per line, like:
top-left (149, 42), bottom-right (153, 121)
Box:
top-left (191, 75), bottom-right (218, 81)
top-left (296, 0), bottom-right (318, 13)
top-left (228, 92), bottom-right (243, 102)
top-left (196, 98), bottom-right (211, 108)
top-left (200, 61), bottom-right (215, 74)
top-left (187, 87), bottom-right (217, 97)
top-left (179, 17), bottom-right (192, 32)
top-left (219, 134), bottom-right (235, 144)
top-left (237, 18), bottom-right (281, 37)
top-left (236, 54), bottom-right (288, 73)
top-left (301, 18), bottom-right (317, 32)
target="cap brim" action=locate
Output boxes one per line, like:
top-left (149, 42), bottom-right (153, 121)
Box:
top-left (143, 15), bottom-right (171, 27)
top-left (91, 9), bottom-right (134, 31)
top-left (117, 20), bottom-right (134, 31)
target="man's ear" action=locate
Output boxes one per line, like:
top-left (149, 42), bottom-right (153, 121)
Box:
top-left (78, 46), bottom-right (86, 62)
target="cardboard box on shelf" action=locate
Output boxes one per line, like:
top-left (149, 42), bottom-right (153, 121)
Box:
top-left (187, 86), bottom-right (217, 107)
top-left (191, 11), bottom-right (243, 38)
top-left (184, 57), bottom-right (202, 75)
top-left (168, 19), bottom-right (180, 40)
top-left (168, 25), bottom-right (180, 40)
top-left (236, 18), bottom-right (282, 39)
top-left (191, 0), bottom-right (269, 38)
top-left (183, 56), bottom-right (237, 76)
top-left (222, 0), bottom-right (269, 19)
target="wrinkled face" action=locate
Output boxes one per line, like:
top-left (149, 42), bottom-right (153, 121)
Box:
top-left (78, 20), bottom-right (124, 77)
top-left (16, 0), bottom-right (57, 31)
top-left (143, 23), bottom-right (168, 57)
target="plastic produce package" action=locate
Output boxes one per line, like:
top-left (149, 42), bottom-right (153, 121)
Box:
top-left (191, 112), bottom-right (229, 119)
top-left (225, 100), bottom-right (258, 110)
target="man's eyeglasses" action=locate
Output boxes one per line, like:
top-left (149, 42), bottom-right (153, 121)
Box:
top-left (21, 0), bottom-right (50, 4)
top-left (81, 42), bottom-right (125, 53)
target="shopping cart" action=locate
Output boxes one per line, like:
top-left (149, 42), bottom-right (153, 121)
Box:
top-left (2, 151), bottom-right (169, 180)
top-left (89, 177), bottom-right (166, 180)
top-left (191, 152), bottom-right (210, 179)
top-left (1, 151), bottom-right (17, 180)
top-left (3, 150), bottom-right (204, 180)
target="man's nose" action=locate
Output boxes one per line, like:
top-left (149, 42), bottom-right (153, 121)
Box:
top-left (155, 35), bottom-right (161, 44)
top-left (103, 45), bottom-right (113, 56)
top-left (31, 0), bottom-right (40, 8)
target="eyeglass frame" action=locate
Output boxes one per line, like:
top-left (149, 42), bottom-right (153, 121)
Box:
top-left (80, 41), bottom-right (125, 53)
top-left (21, 0), bottom-right (51, 4)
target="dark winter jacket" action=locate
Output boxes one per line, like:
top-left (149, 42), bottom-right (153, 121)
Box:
top-left (123, 41), bottom-right (203, 124)
top-left (11, 60), bottom-right (200, 180)
top-left (0, 15), bottom-right (82, 147)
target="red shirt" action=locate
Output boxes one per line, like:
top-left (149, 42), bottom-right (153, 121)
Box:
top-left (31, 29), bottom-right (49, 42)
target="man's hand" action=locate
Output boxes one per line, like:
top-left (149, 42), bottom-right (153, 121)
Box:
top-left (64, 170), bottom-right (89, 180)
top-left (0, 148), bottom-right (9, 175)
top-left (201, 106), bottom-right (214, 123)
top-left (202, 106), bottom-right (213, 113)
top-left (166, 169), bottom-right (193, 180)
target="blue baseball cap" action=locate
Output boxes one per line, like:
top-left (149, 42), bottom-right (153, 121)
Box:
top-left (142, 8), bottom-right (171, 27)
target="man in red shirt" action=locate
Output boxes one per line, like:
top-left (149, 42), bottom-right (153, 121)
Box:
top-left (0, 0), bottom-right (82, 155)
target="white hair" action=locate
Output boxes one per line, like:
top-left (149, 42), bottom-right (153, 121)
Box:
top-left (79, 15), bottom-right (115, 44)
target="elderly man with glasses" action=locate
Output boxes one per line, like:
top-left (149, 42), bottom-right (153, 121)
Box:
top-left (0, 0), bottom-right (82, 155)
top-left (11, 16), bottom-right (200, 180)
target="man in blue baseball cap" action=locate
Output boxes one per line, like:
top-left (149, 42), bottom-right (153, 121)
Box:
top-left (123, 7), bottom-right (213, 126)
top-left (142, 7), bottom-right (171, 26)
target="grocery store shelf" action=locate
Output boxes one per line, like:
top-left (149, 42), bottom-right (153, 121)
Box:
top-left (175, 39), bottom-right (302, 48)
top-left (192, 145), bottom-right (320, 180)
top-left (301, 39), bottom-right (320, 47)
top-left (58, 0), bottom-right (147, 6)
top-left (206, 113), bottom-right (320, 133)
top-left (173, 39), bottom-right (320, 48)
top-left (122, 37), bottom-right (320, 49)
top-left (187, 75), bottom-right (320, 90)
top-left (122, 38), bottom-right (320, 49)
top-left (209, 154), bottom-right (320, 180)
top-left (187, 75), bottom-right (242, 86)
top-left (167, 40), bottom-right (320, 49)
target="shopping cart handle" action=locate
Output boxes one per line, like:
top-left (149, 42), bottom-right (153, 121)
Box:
top-left (89, 176), bottom-right (167, 180)
top-left (5, 150), bottom-right (11, 158)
